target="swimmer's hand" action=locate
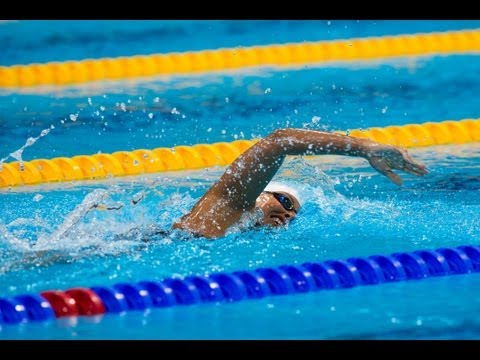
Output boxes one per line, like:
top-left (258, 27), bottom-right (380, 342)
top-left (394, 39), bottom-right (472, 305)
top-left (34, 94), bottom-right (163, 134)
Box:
top-left (364, 144), bottom-right (428, 185)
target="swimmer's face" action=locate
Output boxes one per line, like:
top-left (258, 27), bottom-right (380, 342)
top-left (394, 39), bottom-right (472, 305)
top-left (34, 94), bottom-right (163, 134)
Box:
top-left (255, 191), bottom-right (301, 227)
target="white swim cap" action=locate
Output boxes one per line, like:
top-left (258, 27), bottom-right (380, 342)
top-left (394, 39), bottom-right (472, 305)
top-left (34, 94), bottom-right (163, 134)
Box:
top-left (263, 181), bottom-right (303, 205)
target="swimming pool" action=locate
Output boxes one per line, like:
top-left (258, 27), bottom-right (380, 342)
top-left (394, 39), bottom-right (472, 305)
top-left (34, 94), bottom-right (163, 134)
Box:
top-left (1, 20), bottom-right (480, 340)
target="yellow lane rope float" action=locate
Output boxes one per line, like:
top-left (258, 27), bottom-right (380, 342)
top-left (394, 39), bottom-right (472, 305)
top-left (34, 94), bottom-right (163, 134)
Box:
top-left (1, 29), bottom-right (480, 88)
top-left (1, 118), bottom-right (480, 188)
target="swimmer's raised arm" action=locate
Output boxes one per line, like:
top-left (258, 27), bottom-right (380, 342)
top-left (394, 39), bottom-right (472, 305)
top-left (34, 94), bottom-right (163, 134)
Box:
top-left (173, 129), bottom-right (428, 238)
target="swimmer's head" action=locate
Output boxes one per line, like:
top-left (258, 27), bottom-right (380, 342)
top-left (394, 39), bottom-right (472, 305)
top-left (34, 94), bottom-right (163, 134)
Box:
top-left (255, 182), bottom-right (302, 227)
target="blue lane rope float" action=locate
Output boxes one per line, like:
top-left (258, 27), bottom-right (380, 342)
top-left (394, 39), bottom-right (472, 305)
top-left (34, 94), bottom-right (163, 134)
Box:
top-left (1, 244), bottom-right (479, 326)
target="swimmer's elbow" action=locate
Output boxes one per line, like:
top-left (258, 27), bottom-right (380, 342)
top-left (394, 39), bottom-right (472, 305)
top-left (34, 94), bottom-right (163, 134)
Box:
top-left (267, 128), bottom-right (292, 141)
top-left (263, 128), bottom-right (292, 148)
top-left (262, 128), bottom-right (299, 153)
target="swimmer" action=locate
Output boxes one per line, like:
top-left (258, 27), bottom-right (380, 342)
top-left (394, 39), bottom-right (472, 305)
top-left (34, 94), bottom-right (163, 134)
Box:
top-left (172, 129), bottom-right (428, 239)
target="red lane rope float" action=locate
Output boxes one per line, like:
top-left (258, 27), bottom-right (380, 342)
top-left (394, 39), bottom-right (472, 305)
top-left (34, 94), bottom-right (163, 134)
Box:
top-left (40, 291), bottom-right (79, 318)
top-left (40, 288), bottom-right (106, 318)
top-left (64, 288), bottom-right (106, 316)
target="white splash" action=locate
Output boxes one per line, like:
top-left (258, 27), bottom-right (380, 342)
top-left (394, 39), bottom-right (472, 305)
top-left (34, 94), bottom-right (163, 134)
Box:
top-left (0, 125), bottom-right (53, 171)
top-left (0, 223), bottom-right (30, 251)
top-left (33, 188), bottom-right (111, 250)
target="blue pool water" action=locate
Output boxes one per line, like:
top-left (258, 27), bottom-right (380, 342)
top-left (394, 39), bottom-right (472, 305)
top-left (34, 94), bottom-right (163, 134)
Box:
top-left (1, 20), bottom-right (480, 339)
top-left (2, 20), bottom-right (480, 66)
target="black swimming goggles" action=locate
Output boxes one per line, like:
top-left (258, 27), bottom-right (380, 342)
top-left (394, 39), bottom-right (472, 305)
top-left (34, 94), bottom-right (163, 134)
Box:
top-left (264, 191), bottom-right (297, 213)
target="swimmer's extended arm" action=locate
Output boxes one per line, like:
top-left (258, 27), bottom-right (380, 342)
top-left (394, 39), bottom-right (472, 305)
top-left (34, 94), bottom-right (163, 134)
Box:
top-left (173, 129), bottom-right (428, 238)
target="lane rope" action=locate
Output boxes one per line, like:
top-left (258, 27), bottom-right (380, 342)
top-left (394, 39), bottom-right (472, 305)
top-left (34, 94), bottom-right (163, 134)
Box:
top-left (1, 118), bottom-right (479, 188)
top-left (1, 29), bottom-right (479, 88)
top-left (1, 244), bottom-right (478, 325)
